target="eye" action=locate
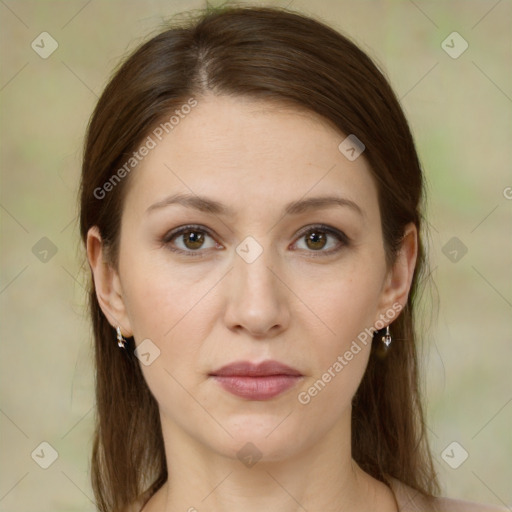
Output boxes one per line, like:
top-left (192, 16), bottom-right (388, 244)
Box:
top-left (292, 225), bottom-right (349, 256)
top-left (162, 223), bottom-right (349, 258)
top-left (163, 225), bottom-right (221, 256)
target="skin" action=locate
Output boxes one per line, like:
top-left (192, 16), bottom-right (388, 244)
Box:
top-left (87, 95), bottom-right (417, 512)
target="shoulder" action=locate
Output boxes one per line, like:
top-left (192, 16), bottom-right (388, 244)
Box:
top-left (387, 477), bottom-right (509, 512)
top-left (433, 497), bottom-right (508, 512)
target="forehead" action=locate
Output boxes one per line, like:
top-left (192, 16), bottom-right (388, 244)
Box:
top-left (122, 95), bottom-right (378, 219)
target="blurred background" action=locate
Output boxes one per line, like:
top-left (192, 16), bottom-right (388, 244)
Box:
top-left (0, 0), bottom-right (511, 510)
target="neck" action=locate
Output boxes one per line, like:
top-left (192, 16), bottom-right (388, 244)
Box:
top-left (142, 412), bottom-right (395, 512)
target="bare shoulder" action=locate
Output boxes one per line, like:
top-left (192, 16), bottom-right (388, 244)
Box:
top-left (432, 496), bottom-right (509, 512)
top-left (387, 476), bottom-right (509, 512)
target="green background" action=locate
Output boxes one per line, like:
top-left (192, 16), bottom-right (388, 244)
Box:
top-left (1, 0), bottom-right (511, 510)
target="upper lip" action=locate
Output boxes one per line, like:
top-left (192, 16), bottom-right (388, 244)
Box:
top-left (209, 360), bottom-right (302, 377)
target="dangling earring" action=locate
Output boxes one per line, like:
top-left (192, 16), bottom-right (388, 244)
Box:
top-left (382, 325), bottom-right (392, 348)
top-left (116, 326), bottom-right (127, 349)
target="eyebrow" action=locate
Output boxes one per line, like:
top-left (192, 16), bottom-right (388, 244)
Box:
top-left (145, 193), bottom-right (364, 217)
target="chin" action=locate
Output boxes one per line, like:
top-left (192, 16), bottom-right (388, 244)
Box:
top-left (203, 415), bottom-right (312, 464)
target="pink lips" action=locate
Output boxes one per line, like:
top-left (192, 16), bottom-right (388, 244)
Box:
top-left (209, 360), bottom-right (303, 400)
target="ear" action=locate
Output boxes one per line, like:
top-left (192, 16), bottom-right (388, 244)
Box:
top-left (375, 222), bottom-right (418, 324)
top-left (86, 226), bottom-right (133, 337)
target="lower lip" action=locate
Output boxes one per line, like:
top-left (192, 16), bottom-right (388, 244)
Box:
top-left (211, 375), bottom-right (302, 400)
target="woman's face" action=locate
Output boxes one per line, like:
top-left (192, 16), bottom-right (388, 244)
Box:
top-left (89, 94), bottom-right (415, 462)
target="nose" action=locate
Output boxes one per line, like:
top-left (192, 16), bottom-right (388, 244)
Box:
top-left (223, 246), bottom-right (290, 338)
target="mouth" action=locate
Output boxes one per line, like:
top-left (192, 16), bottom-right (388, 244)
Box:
top-left (209, 360), bottom-right (304, 401)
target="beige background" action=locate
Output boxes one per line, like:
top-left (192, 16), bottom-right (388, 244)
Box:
top-left (1, 0), bottom-right (511, 510)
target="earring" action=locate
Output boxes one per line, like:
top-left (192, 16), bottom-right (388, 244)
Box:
top-left (116, 326), bottom-right (127, 349)
top-left (382, 325), bottom-right (392, 348)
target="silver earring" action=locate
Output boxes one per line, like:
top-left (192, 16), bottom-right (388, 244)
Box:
top-left (116, 326), bottom-right (126, 349)
top-left (382, 325), bottom-right (392, 348)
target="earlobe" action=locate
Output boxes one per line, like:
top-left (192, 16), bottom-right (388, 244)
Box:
top-left (86, 226), bottom-right (133, 337)
top-left (377, 223), bottom-right (418, 322)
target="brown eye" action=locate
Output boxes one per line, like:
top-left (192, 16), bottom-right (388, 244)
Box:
top-left (182, 230), bottom-right (205, 250)
top-left (305, 230), bottom-right (328, 250)
top-left (293, 225), bottom-right (349, 256)
top-left (164, 225), bottom-right (219, 256)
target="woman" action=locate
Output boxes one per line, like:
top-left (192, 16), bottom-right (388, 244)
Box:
top-left (80, 6), bottom-right (507, 512)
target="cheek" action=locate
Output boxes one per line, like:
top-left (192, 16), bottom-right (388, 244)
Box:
top-left (317, 277), bottom-right (379, 331)
top-left (300, 254), bottom-right (385, 349)
top-left (120, 245), bottom-right (221, 343)
top-left (292, 278), bottom-right (377, 436)
top-left (293, 255), bottom-right (383, 404)
top-left (123, 268), bottom-right (218, 421)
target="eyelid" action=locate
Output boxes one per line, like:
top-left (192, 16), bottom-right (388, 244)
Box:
top-left (162, 223), bottom-right (349, 257)
top-left (163, 224), bottom-right (216, 242)
top-left (294, 224), bottom-right (349, 243)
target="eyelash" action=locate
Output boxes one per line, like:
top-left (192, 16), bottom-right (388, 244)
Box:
top-left (162, 224), bottom-right (350, 259)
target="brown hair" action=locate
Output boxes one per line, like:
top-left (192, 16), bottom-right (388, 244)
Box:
top-left (79, 5), bottom-right (439, 511)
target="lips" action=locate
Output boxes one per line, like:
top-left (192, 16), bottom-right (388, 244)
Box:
top-left (209, 360), bottom-right (303, 400)
top-left (210, 360), bottom-right (302, 377)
